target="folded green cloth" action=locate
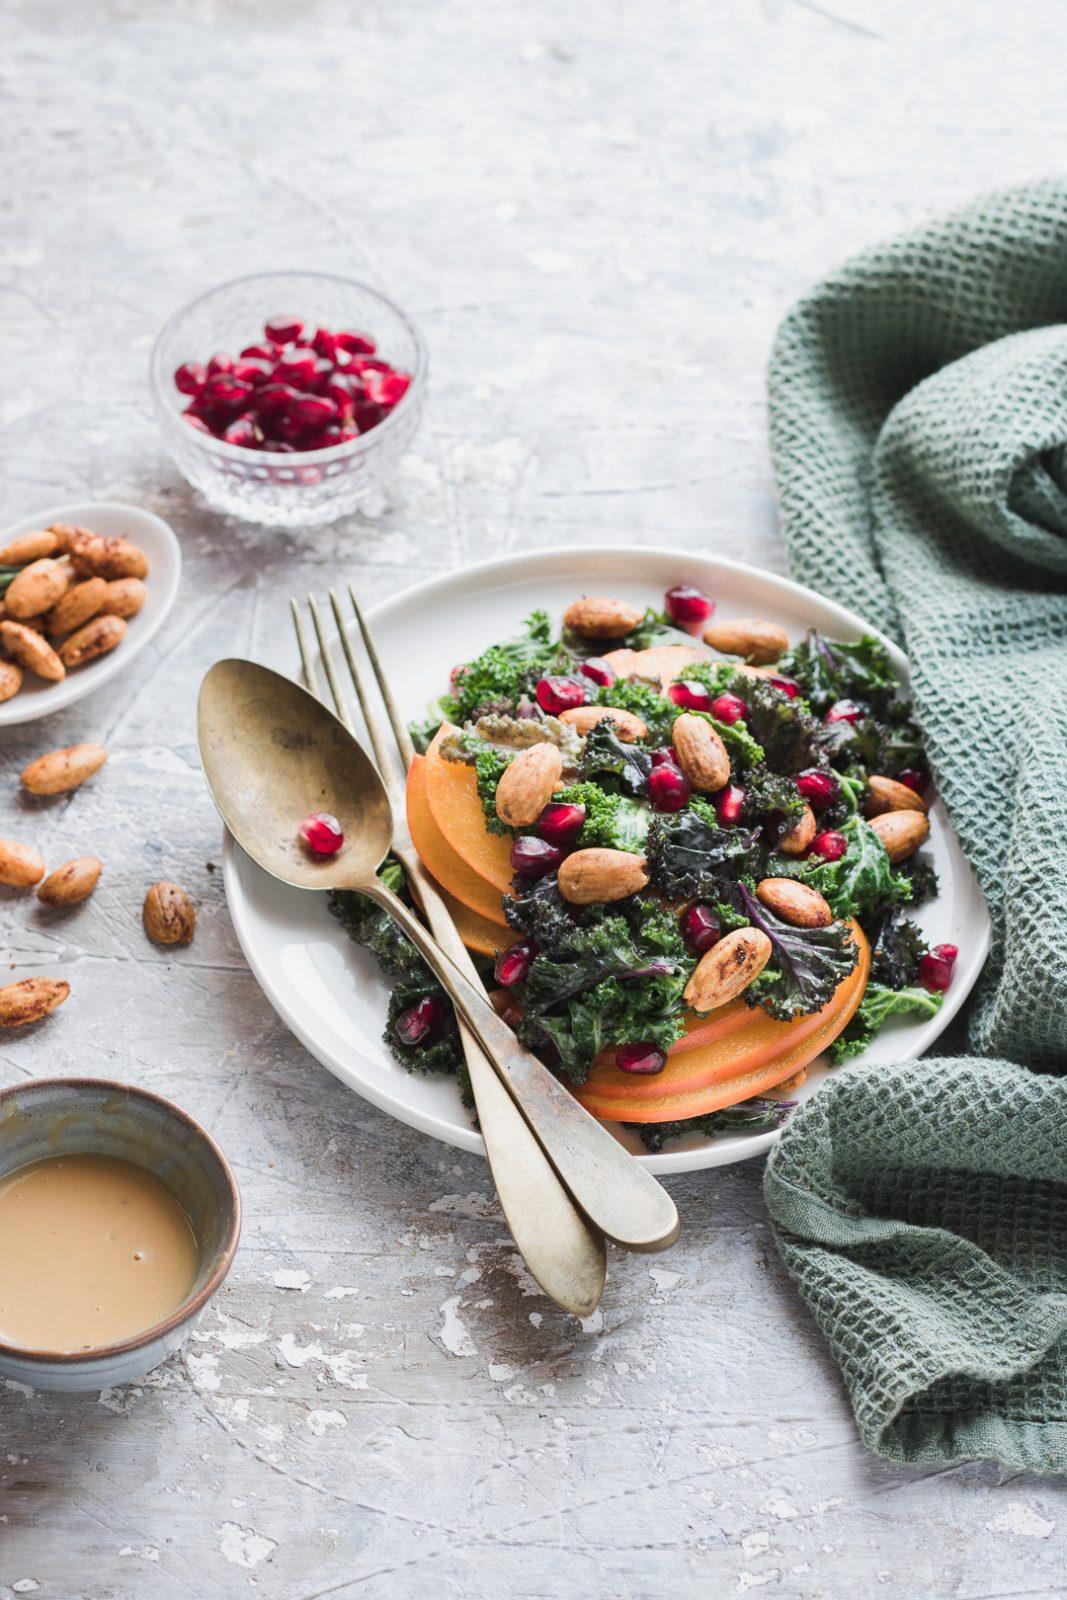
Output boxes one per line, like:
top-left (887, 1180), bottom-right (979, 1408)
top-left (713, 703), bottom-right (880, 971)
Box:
top-left (763, 180), bottom-right (1067, 1472)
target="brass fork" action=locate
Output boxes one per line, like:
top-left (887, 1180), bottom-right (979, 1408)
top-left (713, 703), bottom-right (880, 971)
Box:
top-left (291, 590), bottom-right (606, 1316)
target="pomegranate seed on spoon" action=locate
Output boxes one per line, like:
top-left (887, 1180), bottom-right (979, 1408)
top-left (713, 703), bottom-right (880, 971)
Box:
top-left (918, 943), bottom-right (958, 993)
top-left (664, 585), bottom-right (715, 630)
top-left (299, 811), bottom-right (345, 855)
top-left (615, 1042), bottom-right (667, 1075)
top-left (395, 994), bottom-right (445, 1046)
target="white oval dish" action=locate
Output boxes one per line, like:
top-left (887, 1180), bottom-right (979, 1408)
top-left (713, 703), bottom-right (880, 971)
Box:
top-left (222, 546), bottom-right (991, 1176)
top-left (0, 501), bottom-right (181, 727)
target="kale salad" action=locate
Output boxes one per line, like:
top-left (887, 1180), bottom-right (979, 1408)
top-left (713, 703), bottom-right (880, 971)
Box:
top-left (331, 585), bottom-right (958, 1149)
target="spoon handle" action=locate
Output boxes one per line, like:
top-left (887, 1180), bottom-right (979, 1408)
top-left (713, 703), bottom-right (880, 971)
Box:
top-left (361, 878), bottom-right (680, 1253)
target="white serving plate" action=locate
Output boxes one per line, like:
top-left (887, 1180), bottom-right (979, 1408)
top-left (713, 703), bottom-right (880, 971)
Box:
top-left (221, 546), bottom-right (991, 1176)
top-left (0, 501), bottom-right (181, 726)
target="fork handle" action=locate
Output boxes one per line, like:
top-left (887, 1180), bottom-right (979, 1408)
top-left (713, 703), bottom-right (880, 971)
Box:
top-left (359, 876), bottom-right (680, 1254)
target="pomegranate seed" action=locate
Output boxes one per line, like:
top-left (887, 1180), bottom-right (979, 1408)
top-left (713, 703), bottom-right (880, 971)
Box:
top-left (650, 746), bottom-right (679, 767)
top-left (897, 768), bottom-right (929, 794)
top-left (311, 326), bottom-right (338, 361)
top-left (182, 412), bottom-right (213, 433)
top-left (336, 331), bottom-right (377, 356)
top-left (299, 811), bottom-right (345, 855)
top-left (265, 314), bottom-right (305, 345)
top-left (174, 361), bottom-right (206, 397)
top-left (206, 352), bottom-right (234, 378)
top-left (252, 382), bottom-right (296, 418)
top-left (350, 355), bottom-right (391, 375)
top-left (494, 941), bottom-right (535, 987)
top-left (769, 676), bottom-right (800, 699)
top-left (710, 692), bottom-right (746, 725)
top-left (795, 768), bottom-right (840, 809)
top-left (364, 370), bottom-right (411, 407)
top-left (917, 943), bottom-right (958, 993)
top-left (825, 699), bottom-right (863, 725)
top-left (535, 675), bottom-right (588, 716)
top-left (538, 801), bottom-right (586, 847)
top-left (289, 392), bottom-right (338, 428)
top-left (716, 784), bottom-right (745, 826)
top-left (667, 680), bottom-right (712, 712)
top-left (579, 657), bottom-right (616, 688)
top-left (240, 344), bottom-right (274, 361)
top-left (681, 904), bottom-right (721, 954)
top-left (615, 1042), bottom-right (668, 1076)
top-left (324, 375), bottom-right (359, 414)
top-left (222, 418), bottom-right (261, 449)
top-left (203, 374), bottom-right (252, 411)
top-left (811, 829), bottom-right (847, 862)
top-left (233, 357), bottom-right (273, 386)
top-left (273, 349), bottom-right (318, 388)
top-left (354, 401), bottom-right (386, 433)
top-left (307, 357), bottom-right (337, 394)
top-left (510, 835), bottom-right (563, 880)
top-left (648, 763), bottom-right (691, 811)
top-left (664, 585), bottom-right (715, 629)
top-left (395, 994), bottom-right (445, 1047)
top-left (302, 425), bottom-right (348, 450)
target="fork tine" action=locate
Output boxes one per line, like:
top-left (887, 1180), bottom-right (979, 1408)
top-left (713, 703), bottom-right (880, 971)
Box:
top-left (345, 583), bottom-right (415, 769)
top-left (290, 598), bottom-right (325, 702)
top-left (307, 594), bottom-right (355, 735)
top-left (327, 588), bottom-right (394, 781)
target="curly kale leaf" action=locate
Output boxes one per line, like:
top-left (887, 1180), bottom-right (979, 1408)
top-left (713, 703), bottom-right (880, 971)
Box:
top-left (830, 982), bottom-right (943, 1065)
top-left (741, 763), bottom-right (807, 845)
top-left (647, 807), bottom-right (763, 902)
top-left (524, 905), bottom-right (688, 1011)
top-left (386, 977), bottom-right (462, 1075)
top-left (504, 875), bottom-right (583, 950)
top-left (408, 715), bottom-right (442, 755)
top-left (768, 814), bottom-right (911, 921)
top-left (781, 631), bottom-right (897, 714)
top-left (728, 672), bottom-right (822, 775)
top-left (474, 747), bottom-right (511, 835)
top-left (629, 1097), bottom-right (794, 1150)
top-left (596, 678), bottom-right (675, 744)
top-left (816, 711), bottom-right (925, 780)
top-left (579, 719), bottom-right (654, 796)
top-left (554, 781), bottom-right (651, 853)
top-left (896, 853), bottom-right (939, 907)
top-left (738, 881), bottom-right (859, 1022)
top-left (867, 912), bottom-right (929, 989)
top-left (444, 609), bottom-right (560, 722)
top-left (525, 969), bottom-right (688, 1084)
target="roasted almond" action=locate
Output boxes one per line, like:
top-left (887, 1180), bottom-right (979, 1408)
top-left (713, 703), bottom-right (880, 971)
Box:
top-left (870, 810), bottom-right (930, 864)
top-left (0, 658), bottom-right (23, 702)
top-left (48, 522), bottom-right (91, 553)
top-left (0, 977), bottom-right (70, 1028)
top-left (867, 775), bottom-right (928, 816)
top-left (562, 596), bottom-right (644, 639)
top-left (557, 848), bottom-right (649, 905)
top-left (778, 803), bottom-right (816, 856)
top-left (4, 558), bottom-right (70, 621)
top-left (495, 743), bottom-right (563, 827)
top-left (703, 618), bottom-right (790, 664)
top-left (0, 840), bottom-right (46, 889)
top-left (43, 576), bottom-right (108, 637)
top-left (559, 704), bottom-right (648, 742)
top-left (683, 927), bottom-right (773, 1012)
top-left (0, 620), bottom-right (65, 681)
top-left (37, 856), bottom-right (103, 907)
top-left (58, 613), bottom-right (126, 669)
top-left (757, 877), bottom-right (833, 928)
top-left (69, 532), bottom-right (148, 581)
top-left (144, 880), bottom-right (196, 945)
top-left (0, 529), bottom-right (58, 565)
top-left (671, 713), bottom-right (730, 792)
top-left (99, 576), bottom-right (147, 620)
top-left (20, 742), bottom-right (109, 795)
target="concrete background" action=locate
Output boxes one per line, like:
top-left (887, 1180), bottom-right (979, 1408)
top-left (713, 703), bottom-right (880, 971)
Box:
top-left (2, 0), bottom-right (1066, 1594)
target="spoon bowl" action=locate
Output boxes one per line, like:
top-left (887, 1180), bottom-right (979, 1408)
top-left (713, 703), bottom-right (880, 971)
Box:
top-left (198, 659), bottom-right (392, 891)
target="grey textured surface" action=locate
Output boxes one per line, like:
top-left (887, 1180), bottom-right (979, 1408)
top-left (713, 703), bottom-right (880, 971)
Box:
top-left (2, 0), bottom-right (1067, 1594)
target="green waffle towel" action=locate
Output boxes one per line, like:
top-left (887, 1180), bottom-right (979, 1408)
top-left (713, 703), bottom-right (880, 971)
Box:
top-left (762, 180), bottom-right (1067, 1472)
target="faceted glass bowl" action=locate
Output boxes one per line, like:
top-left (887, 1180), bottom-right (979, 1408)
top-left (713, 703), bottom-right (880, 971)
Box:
top-left (151, 271), bottom-right (427, 528)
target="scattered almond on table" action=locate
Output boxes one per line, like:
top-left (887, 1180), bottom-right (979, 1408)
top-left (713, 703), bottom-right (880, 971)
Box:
top-left (143, 881), bottom-right (196, 946)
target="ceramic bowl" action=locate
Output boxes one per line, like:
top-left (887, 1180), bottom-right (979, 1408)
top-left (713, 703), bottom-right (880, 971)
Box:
top-left (0, 1079), bottom-right (240, 1393)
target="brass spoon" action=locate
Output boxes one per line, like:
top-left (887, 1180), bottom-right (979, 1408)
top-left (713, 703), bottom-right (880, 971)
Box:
top-left (198, 659), bottom-right (680, 1253)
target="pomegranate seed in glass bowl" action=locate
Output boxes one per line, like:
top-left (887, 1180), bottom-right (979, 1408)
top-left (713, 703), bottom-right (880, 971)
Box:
top-left (151, 271), bottom-right (427, 528)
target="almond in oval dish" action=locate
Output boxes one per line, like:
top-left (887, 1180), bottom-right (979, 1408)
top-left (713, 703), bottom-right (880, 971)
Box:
top-left (144, 881), bottom-right (196, 946)
top-left (43, 577), bottom-right (108, 637)
top-left (0, 620), bottom-right (65, 681)
top-left (0, 977), bottom-right (70, 1028)
top-left (0, 530), bottom-right (58, 565)
top-left (58, 614), bottom-right (126, 670)
top-left (4, 559), bottom-right (71, 621)
top-left (37, 856), bottom-right (103, 907)
top-left (69, 532), bottom-right (149, 581)
top-left (99, 577), bottom-right (147, 620)
top-left (20, 743), bottom-right (108, 795)
top-left (0, 659), bottom-right (23, 702)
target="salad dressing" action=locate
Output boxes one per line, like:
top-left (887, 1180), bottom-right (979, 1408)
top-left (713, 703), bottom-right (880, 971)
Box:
top-left (0, 1154), bottom-right (198, 1352)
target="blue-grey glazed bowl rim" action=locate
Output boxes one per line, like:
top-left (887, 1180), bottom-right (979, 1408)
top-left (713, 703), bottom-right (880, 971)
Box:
top-left (0, 1077), bottom-right (242, 1367)
top-left (149, 267), bottom-right (429, 463)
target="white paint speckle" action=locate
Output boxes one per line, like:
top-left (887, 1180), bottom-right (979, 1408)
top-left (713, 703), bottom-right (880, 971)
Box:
top-left (324, 1286), bottom-right (359, 1300)
top-left (324, 1349), bottom-right (368, 1390)
top-left (760, 1497), bottom-right (798, 1521)
top-left (216, 1522), bottom-right (277, 1570)
top-left (737, 1571), bottom-right (780, 1591)
top-left (3, 1380), bottom-right (33, 1399)
top-left (438, 1296), bottom-right (476, 1357)
top-left (650, 1268), bottom-right (682, 1293)
top-left (12, 1583), bottom-right (41, 1594)
top-left (488, 1362), bottom-right (515, 1382)
top-left (275, 1334), bottom-right (325, 1369)
top-left (272, 1268), bottom-right (311, 1292)
top-left (186, 1352), bottom-right (221, 1393)
top-left (428, 1192), bottom-right (499, 1218)
top-left (118, 1545), bottom-right (160, 1562)
top-left (307, 1409), bottom-right (347, 1436)
top-left (985, 1504), bottom-right (1056, 1539)
top-left (579, 1309), bottom-right (603, 1334)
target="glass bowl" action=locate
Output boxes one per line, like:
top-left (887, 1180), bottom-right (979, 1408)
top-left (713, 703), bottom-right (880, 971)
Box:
top-left (151, 271), bottom-right (427, 528)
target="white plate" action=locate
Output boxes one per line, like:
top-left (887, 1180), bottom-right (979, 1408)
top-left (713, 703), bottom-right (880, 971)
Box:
top-left (222, 546), bottom-right (991, 1175)
top-left (0, 501), bottom-right (181, 726)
